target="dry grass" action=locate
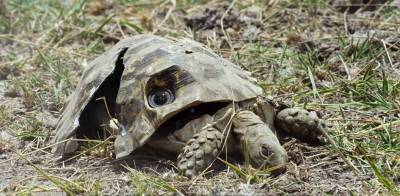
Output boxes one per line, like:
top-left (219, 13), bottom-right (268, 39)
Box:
top-left (0, 0), bottom-right (399, 195)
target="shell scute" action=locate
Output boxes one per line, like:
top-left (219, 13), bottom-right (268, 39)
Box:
top-left (53, 35), bottom-right (263, 159)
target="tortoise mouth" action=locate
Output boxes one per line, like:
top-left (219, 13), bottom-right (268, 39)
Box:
top-left (154, 102), bottom-right (230, 136)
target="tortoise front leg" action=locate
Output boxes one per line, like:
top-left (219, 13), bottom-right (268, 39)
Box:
top-left (177, 107), bottom-right (233, 178)
top-left (232, 111), bottom-right (288, 175)
top-left (177, 124), bottom-right (224, 177)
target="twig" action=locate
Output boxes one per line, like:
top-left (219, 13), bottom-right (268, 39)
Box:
top-left (380, 39), bottom-right (400, 76)
top-left (343, 10), bottom-right (348, 35)
top-left (339, 54), bottom-right (352, 80)
top-left (153, 0), bottom-right (176, 34)
top-left (220, 0), bottom-right (237, 50)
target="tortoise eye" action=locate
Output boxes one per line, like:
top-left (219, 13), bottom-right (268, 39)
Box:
top-left (148, 88), bottom-right (175, 108)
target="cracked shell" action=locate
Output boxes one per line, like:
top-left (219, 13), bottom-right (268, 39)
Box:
top-left (52, 34), bottom-right (263, 160)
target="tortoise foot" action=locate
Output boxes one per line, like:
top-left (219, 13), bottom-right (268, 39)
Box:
top-left (276, 108), bottom-right (327, 143)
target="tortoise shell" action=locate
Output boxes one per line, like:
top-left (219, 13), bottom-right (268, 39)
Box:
top-left (52, 34), bottom-right (263, 159)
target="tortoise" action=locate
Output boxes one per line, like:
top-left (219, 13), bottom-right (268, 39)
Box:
top-left (53, 34), bottom-right (327, 177)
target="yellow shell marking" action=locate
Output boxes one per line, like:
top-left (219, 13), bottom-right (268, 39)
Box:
top-left (154, 79), bottom-right (167, 87)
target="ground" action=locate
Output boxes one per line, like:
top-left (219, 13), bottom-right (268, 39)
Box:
top-left (0, 0), bottom-right (399, 195)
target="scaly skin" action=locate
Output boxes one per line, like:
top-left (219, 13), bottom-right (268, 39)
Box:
top-left (175, 103), bottom-right (328, 178)
top-left (177, 106), bottom-right (289, 177)
top-left (176, 107), bottom-right (233, 177)
top-left (177, 124), bottom-right (224, 177)
top-left (232, 110), bottom-right (288, 174)
top-left (276, 108), bottom-right (326, 143)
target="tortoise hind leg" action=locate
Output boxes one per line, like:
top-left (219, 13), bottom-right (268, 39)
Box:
top-left (232, 111), bottom-right (288, 175)
top-left (276, 108), bottom-right (327, 143)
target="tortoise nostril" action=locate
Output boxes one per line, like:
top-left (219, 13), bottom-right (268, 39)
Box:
top-left (261, 145), bottom-right (272, 157)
